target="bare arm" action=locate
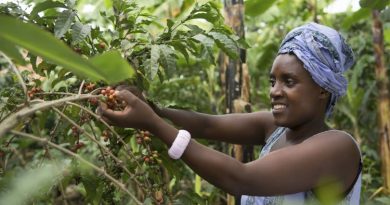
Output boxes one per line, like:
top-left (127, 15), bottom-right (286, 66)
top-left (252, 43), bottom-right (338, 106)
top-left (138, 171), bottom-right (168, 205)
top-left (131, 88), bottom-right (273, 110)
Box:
top-left (151, 120), bottom-right (361, 196)
top-left (99, 90), bottom-right (361, 196)
top-left (118, 86), bottom-right (275, 145)
top-left (157, 108), bottom-right (276, 145)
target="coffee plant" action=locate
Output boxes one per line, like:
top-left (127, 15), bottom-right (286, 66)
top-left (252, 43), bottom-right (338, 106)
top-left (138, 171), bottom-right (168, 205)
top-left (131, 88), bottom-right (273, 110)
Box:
top-left (0, 0), bottom-right (245, 204)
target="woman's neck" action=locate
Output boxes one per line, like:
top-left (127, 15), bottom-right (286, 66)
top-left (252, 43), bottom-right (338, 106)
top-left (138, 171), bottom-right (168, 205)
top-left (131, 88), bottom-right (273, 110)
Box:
top-left (285, 119), bottom-right (329, 143)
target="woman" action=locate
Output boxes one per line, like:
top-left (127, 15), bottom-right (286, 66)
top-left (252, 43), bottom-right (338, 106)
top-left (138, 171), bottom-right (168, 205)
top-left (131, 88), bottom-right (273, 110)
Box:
top-left (98, 22), bottom-right (361, 204)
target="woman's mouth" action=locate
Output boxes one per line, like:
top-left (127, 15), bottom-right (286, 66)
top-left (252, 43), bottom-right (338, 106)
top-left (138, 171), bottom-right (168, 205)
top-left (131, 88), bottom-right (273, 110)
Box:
top-left (272, 104), bottom-right (286, 113)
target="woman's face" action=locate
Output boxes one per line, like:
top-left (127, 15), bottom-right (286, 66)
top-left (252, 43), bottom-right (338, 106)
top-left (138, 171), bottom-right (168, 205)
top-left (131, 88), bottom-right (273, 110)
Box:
top-left (269, 54), bottom-right (326, 128)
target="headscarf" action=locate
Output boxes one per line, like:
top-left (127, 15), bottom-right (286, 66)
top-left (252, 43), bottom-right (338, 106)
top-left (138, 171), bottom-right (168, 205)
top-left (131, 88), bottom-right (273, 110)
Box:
top-left (278, 22), bottom-right (355, 117)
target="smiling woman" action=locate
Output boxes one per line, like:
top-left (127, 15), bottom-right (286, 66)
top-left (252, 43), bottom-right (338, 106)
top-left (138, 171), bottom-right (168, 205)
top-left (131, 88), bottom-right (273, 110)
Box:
top-left (269, 54), bottom-right (328, 128)
top-left (98, 22), bottom-right (362, 205)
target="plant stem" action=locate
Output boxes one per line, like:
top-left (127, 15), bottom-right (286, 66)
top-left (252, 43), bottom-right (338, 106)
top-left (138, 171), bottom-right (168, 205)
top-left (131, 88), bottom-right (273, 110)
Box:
top-left (66, 102), bottom-right (145, 169)
top-left (66, 101), bottom-right (152, 190)
top-left (87, 122), bottom-right (109, 168)
top-left (35, 92), bottom-right (76, 96)
top-left (49, 106), bottom-right (68, 141)
top-left (0, 94), bottom-right (98, 138)
top-left (10, 130), bottom-right (143, 205)
top-left (65, 102), bottom-right (152, 190)
top-left (51, 107), bottom-right (143, 186)
top-left (78, 80), bottom-right (85, 95)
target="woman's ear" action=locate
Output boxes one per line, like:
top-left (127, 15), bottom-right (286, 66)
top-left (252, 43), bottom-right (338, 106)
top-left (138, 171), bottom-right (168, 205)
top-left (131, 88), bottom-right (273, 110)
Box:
top-left (319, 88), bottom-right (330, 99)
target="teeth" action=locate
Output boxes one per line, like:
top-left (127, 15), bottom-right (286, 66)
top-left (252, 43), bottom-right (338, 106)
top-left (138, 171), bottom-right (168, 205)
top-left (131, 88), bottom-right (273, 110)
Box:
top-left (273, 104), bottom-right (286, 109)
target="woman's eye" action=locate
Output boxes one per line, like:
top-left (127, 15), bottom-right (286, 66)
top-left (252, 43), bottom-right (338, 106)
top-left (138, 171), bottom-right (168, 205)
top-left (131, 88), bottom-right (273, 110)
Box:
top-left (286, 79), bottom-right (295, 86)
top-left (269, 79), bottom-right (275, 86)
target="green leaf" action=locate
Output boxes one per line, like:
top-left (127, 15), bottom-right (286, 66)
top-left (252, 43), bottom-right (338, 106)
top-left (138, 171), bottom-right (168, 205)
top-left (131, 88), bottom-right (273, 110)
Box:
top-left (185, 24), bottom-right (204, 37)
top-left (54, 9), bottom-right (76, 38)
top-left (341, 8), bottom-right (371, 29)
top-left (80, 169), bottom-right (103, 204)
top-left (0, 37), bottom-right (26, 65)
top-left (150, 45), bottom-right (160, 80)
top-left (212, 25), bottom-right (234, 35)
top-left (169, 41), bottom-right (190, 63)
top-left (360, 0), bottom-right (390, 10)
top-left (185, 38), bottom-right (200, 55)
top-left (189, 12), bottom-right (219, 23)
top-left (256, 43), bottom-right (278, 69)
top-left (90, 50), bottom-right (134, 83)
top-left (187, 2), bottom-right (222, 24)
top-left (104, 0), bottom-right (113, 8)
top-left (208, 31), bottom-right (238, 59)
top-left (0, 162), bottom-right (66, 205)
top-left (384, 28), bottom-right (390, 44)
top-left (235, 36), bottom-right (251, 49)
top-left (245, 0), bottom-right (277, 17)
top-left (380, 7), bottom-right (390, 21)
top-left (167, 19), bottom-right (174, 30)
top-left (158, 45), bottom-right (176, 78)
top-left (0, 15), bottom-right (106, 82)
top-left (192, 33), bottom-right (215, 61)
top-left (71, 22), bottom-right (91, 44)
top-left (65, 0), bottom-right (76, 8)
top-left (51, 68), bottom-right (71, 88)
top-left (374, 197), bottom-right (390, 204)
top-left (30, 0), bottom-right (66, 19)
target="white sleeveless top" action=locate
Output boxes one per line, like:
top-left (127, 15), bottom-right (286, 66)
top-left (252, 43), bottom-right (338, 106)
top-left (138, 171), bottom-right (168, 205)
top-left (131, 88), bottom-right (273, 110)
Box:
top-left (241, 127), bottom-right (362, 205)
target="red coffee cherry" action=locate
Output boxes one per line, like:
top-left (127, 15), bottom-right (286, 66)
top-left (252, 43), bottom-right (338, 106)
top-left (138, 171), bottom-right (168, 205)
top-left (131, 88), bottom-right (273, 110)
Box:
top-left (88, 98), bottom-right (98, 106)
top-left (136, 137), bottom-right (143, 144)
top-left (99, 42), bottom-right (106, 49)
top-left (102, 129), bottom-right (111, 142)
top-left (75, 142), bottom-right (85, 149)
top-left (143, 136), bottom-right (151, 143)
top-left (74, 47), bottom-right (82, 54)
top-left (71, 126), bottom-right (79, 136)
top-left (28, 87), bottom-right (42, 99)
top-left (71, 142), bottom-right (85, 152)
top-left (143, 156), bottom-right (150, 163)
top-left (154, 190), bottom-right (164, 204)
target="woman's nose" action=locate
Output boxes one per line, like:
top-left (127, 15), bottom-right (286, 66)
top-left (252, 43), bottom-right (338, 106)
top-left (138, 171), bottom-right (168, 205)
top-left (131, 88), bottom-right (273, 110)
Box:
top-left (270, 82), bottom-right (283, 98)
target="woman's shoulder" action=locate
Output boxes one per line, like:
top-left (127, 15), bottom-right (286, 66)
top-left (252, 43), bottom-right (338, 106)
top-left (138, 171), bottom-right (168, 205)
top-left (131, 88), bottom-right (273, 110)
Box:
top-left (310, 129), bottom-right (357, 142)
top-left (304, 129), bottom-right (360, 156)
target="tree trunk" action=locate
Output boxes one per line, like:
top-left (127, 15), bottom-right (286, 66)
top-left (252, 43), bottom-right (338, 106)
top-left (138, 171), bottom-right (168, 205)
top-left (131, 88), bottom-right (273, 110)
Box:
top-left (220, 0), bottom-right (253, 204)
top-left (371, 10), bottom-right (390, 194)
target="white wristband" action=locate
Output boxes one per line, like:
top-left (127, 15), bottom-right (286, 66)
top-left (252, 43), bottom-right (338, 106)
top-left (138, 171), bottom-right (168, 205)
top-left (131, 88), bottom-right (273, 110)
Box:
top-left (168, 130), bottom-right (191, 159)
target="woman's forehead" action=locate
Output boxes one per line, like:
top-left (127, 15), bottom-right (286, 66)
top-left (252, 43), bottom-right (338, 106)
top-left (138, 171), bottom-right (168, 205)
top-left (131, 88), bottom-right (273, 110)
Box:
top-left (270, 54), bottom-right (307, 76)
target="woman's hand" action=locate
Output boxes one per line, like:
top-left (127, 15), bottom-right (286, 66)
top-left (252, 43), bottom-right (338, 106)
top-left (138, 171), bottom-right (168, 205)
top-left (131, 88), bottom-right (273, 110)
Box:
top-left (116, 85), bottom-right (162, 115)
top-left (97, 89), bottom-right (160, 131)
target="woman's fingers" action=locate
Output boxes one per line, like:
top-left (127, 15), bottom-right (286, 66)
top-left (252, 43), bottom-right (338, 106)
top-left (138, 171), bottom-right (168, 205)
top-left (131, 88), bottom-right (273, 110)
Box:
top-left (116, 85), bottom-right (145, 101)
top-left (96, 88), bottom-right (152, 128)
top-left (97, 101), bottom-right (128, 126)
top-left (115, 90), bottom-right (138, 105)
top-left (100, 115), bottom-right (115, 125)
top-left (115, 85), bottom-right (131, 91)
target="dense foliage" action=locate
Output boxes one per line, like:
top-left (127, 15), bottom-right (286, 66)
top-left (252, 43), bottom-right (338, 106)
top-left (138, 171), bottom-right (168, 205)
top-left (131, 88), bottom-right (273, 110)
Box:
top-left (0, 0), bottom-right (389, 204)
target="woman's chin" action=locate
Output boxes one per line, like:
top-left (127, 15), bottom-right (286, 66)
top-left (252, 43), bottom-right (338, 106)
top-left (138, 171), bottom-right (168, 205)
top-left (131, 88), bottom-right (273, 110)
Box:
top-left (273, 118), bottom-right (286, 127)
top-left (272, 113), bottom-right (287, 126)
top-left (272, 115), bottom-right (294, 128)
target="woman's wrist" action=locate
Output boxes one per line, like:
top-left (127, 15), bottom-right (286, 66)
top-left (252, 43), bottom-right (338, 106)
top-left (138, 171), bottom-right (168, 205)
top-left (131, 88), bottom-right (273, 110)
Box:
top-left (147, 99), bottom-right (164, 116)
top-left (148, 115), bottom-right (177, 145)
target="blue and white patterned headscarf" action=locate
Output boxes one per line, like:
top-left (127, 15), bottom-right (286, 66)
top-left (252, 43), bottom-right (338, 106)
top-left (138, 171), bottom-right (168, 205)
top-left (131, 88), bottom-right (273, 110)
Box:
top-left (278, 22), bottom-right (355, 117)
